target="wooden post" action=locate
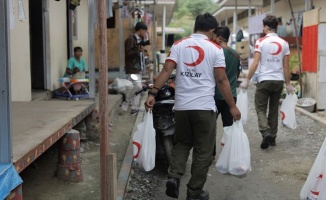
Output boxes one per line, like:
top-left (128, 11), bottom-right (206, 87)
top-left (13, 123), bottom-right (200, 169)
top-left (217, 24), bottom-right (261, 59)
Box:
top-left (97, 0), bottom-right (110, 199)
top-left (107, 154), bottom-right (117, 200)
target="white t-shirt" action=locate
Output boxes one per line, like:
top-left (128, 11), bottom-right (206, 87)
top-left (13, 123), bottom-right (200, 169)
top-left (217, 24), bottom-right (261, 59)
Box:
top-left (166, 34), bottom-right (225, 111)
top-left (254, 33), bottom-right (290, 82)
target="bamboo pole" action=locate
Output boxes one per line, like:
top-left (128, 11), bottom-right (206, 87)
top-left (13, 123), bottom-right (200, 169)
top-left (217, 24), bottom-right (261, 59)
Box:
top-left (97, 0), bottom-right (110, 199)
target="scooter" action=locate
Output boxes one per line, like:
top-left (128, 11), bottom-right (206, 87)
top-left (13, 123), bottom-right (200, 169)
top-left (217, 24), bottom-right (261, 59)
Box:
top-left (134, 75), bottom-right (175, 165)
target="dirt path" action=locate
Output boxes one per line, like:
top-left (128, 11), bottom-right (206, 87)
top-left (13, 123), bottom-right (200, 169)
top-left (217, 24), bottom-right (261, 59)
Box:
top-left (125, 86), bottom-right (325, 200)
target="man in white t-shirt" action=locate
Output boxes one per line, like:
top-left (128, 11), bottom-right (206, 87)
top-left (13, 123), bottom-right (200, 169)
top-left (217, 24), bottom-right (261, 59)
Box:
top-left (240, 15), bottom-right (293, 149)
top-left (145, 13), bottom-right (241, 200)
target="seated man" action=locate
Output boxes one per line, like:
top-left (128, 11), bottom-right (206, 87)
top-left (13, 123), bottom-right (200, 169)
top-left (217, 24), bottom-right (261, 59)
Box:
top-left (64, 46), bottom-right (88, 94)
top-left (64, 46), bottom-right (88, 77)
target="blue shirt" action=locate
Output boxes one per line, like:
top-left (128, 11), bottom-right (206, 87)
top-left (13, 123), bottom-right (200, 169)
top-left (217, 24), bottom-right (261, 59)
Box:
top-left (64, 57), bottom-right (87, 77)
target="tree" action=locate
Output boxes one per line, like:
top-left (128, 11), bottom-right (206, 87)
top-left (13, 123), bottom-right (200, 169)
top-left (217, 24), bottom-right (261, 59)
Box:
top-left (186, 0), bottom-right (211, 18)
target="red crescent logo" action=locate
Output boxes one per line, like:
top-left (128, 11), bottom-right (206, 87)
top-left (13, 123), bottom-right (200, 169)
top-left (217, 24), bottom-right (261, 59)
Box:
top-left (280, 111), bottom-right (285, 121)
top-left (183, 46), bottom-right (205, 67)
top-left (270, 42), bottom-right (282, 55)
top-left (133, 141), bottom-right (141, 158)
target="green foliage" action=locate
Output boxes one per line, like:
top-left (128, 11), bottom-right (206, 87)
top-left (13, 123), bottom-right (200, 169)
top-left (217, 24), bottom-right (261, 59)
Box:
top-left (169, 0), bottom-right (220, 38)
top-left (186, 0), bottom-right (211, 18)
top-left (177, 7), bottom-right (188, 19)
top-left (289, 55), bottom-right (300, 73)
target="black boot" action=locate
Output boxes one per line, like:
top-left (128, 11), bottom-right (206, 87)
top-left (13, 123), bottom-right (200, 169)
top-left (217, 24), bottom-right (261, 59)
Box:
top-left (270, 137), bottom-right (276, 146)
top-left (260, 131), bottom-right (273, 149)
top-left (186, 190), bottom-right (210, 200)
top-left (165, 177), bottom-right (180, 198)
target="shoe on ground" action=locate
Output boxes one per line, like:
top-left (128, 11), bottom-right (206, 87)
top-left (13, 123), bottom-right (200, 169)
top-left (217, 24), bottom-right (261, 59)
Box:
top-left (166, 177), bottom-right (180, 198)
top-left (130, 109), bottom-right (138, 115)
top-left (186, 190), bottom-right (210, 200)
top-left (260, 132), bottom-right (273, 149)
top-left (270, 137), bottom-right (276, 146)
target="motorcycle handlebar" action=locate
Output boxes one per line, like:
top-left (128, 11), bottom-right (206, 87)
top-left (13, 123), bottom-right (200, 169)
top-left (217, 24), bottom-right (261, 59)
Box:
top-left (135, 86), bottom-right (150, 96)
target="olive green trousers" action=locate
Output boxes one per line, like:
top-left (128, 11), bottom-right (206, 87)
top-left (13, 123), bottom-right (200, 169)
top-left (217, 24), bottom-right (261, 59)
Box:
top-left (255, 80), bottom-right (284, 137)
top-left (168, 110), bottom-right (216, 197)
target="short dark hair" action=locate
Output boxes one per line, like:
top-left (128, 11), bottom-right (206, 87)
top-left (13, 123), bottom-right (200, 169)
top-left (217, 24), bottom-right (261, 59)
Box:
top-left (263, 15), bottom-right (278, 30)
top-left (216, 26), bottom-right (230, 42)
top-left (194, 13), bottom-right (218, 33)
top-left (135, 22), bottom-right (148, 31)
top-left (74, 46), bottom-right (82, 52)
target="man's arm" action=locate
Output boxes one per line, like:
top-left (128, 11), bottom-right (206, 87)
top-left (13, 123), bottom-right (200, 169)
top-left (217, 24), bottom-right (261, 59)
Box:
top-left (66, 67), bottom-right (74, 75)
top-left (82, 59), bottom-right (89, 73)
top-left (240, 52), bottom-right (260, 88)
top-left (215, 67), bottom-right (241, 120)
top-left (283, 55), bottom-right (290, 85)
top-left (145, 61), bottom-right (175, 109)
top-left (283, 55), bottom-right (294, 93)
top-left (246, 52), bottom-right (261, 81)
top-left (66, 58), bottom-right (74, 75)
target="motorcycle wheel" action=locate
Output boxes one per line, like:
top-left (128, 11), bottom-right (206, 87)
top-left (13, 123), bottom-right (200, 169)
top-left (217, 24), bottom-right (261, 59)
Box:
top-left (163, 135), bottom-right (174, 165)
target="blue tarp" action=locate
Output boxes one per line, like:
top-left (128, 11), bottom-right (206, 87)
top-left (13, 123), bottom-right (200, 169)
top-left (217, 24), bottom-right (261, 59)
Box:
top-left (0, 164), bottom-right (23, 200)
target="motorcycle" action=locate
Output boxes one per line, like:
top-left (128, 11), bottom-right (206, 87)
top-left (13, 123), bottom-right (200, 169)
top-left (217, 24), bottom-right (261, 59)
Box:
top-left (134, 75), bottom-right (175, 165)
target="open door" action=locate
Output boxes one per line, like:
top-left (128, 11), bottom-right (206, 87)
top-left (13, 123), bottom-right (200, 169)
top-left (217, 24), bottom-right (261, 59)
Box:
top-left (29, 0), bottom-right (45, 89)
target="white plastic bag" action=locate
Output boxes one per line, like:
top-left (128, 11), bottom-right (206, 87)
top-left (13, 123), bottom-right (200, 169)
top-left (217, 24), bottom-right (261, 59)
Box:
top-left (220, 130), bottom-right (228, 147)
top-left (216, 121), bottom-right (251, 178)
top-left (300, 138), bottom-right (326, 200)
top-left (236, 89), bottom-right (248, 124)
top-left (132, 111), bottom-right (156, 171)
top-left (109, 78), bottom-right (134, 93)
top-left (220, 127), bottom-right (233, 147)
top-left (280, 93), bottom-right (297, 129)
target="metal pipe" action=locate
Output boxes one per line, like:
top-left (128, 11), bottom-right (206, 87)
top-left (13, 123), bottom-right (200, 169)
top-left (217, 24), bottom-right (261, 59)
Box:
top-left (287, 0), bottom-right (302, 98)
top-left (305, 0), bottom-right (311, 11)
top-left (271, 0), bottom-right (275, 14)
top-left (119, 0), bottom-right (124, 78)
top-left (249, 0), bottom-right (252, 18)
top-left (0, 0), bottom-right (12, 164)
top-left (98, 0), bottom-right (110, 199)
top-left (88, 0), bottom-right (96, 98)
top-left (152, 0), bottom-right (157, 75)
top-left (162, 6), bottom-right (166, 51)
top-left (233, 0), bottom-right (237, 37)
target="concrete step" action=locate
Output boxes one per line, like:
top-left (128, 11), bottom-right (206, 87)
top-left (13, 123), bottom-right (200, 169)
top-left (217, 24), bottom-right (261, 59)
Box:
top-left (32, 90), bottom-right (52, 101)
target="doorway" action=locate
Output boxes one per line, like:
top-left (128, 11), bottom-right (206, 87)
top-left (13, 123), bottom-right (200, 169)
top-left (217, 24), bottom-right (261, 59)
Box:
top-left (29, 0), bottom-right (45, 89)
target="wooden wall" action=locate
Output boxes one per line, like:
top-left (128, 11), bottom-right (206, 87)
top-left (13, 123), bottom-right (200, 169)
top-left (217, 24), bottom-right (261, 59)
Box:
top-left (95, 7), bottom-right (155, 70)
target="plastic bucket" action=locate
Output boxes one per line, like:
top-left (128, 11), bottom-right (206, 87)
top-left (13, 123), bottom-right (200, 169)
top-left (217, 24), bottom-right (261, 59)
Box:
top-left (158, 53), bottom-right (167, 64)
top-left (297, 98), bottom-right (316, 112)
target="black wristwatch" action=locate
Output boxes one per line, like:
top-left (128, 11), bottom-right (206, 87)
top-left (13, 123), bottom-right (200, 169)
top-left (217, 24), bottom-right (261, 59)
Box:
top-left (148, 90), bottom-right (157, 97)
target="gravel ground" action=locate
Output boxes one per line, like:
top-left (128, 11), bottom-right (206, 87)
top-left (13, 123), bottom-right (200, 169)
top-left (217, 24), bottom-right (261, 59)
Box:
top-left (123, 85), bottom-right (326, 200)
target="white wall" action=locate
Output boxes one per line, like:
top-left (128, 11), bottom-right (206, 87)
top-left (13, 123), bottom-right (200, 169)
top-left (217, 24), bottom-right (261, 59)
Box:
top-left (314, 0), bottom-right (326, 22)
top-left (228, 1), bottom-right (307, 37)
top-left (10, 0), bottom-right (32, 101)
top-left (262, 1), bottom-right (305, 23)
top-left (49, 0), bottom-right (68, 90)
top-left (72, 3), bottom-right (89, 67)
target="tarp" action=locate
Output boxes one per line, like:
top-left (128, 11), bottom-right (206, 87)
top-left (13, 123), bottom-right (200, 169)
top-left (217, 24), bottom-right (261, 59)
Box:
top-left (302, 9), bottom-right (319, 73)
top-left (0, 164), bottom-right (23, 200)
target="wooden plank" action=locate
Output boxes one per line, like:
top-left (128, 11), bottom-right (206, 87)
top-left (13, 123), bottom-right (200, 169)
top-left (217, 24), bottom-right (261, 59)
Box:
top-left (107, 153), bottom-right (117, 200)
top-left (12, 101), bottom-right (95, 173)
